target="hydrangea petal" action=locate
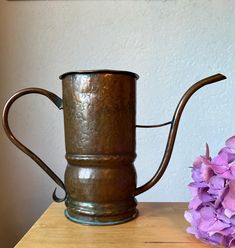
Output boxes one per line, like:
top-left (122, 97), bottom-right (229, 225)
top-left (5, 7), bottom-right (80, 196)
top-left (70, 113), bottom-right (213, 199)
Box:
top-left (224, 209), bottom-right (235, 218)
top-left (226, 136), bottom-right (235, 150)
top-left (189, 196), bottom-right (202, 210)
top-left (223, 181), bottom-right (235, 211)
top-left (219, 147), bottom-right (235, 163)
top-left (209, 175), bottom-right (225, 190)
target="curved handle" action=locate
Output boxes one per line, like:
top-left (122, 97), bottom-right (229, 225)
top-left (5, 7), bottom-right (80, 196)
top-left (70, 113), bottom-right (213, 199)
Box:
top-left (2, 88), bottom-right (67, 202)
top-left (135, 73), bottom-right (227, 196)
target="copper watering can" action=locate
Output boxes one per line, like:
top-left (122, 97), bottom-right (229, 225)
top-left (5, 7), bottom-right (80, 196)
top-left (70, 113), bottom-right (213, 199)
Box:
top-left (2, 70), bottom-right (226, 225)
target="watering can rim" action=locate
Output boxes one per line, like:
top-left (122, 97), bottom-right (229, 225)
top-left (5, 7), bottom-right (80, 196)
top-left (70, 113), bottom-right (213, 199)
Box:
top-left (59, 69), bottom-right (139, 80)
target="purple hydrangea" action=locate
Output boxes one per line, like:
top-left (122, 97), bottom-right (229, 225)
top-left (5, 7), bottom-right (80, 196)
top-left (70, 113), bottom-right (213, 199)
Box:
top-left (185, 136), bottom-right (235, 247)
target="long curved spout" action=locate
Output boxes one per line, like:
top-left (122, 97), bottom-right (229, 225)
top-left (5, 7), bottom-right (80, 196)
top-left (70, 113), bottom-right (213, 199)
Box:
top-left (135, 73), bottom-right (226, 196)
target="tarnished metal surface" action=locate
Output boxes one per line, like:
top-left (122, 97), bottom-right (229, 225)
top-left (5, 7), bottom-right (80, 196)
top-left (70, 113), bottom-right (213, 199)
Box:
top-left (2, 70), bottom-right (226, 225)
top-left (62, 72), bottom-right (138, 224)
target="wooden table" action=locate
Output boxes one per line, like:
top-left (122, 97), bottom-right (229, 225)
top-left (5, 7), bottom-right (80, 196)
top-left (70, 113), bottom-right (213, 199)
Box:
top-left (15, 203), bottom-right (210, 247)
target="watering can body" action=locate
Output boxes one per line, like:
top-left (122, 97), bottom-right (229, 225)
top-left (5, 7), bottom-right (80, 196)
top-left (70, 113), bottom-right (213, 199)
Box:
top-left (63, 71), bottom-right (138, 224)
top-left (2, 70), bottom-right (226, 225)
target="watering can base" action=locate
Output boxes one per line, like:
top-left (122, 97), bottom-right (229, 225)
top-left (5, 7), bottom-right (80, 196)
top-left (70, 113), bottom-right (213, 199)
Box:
top-left (64, 198), bottom-right (138, 225)
top-left (64, 209), bottom-right (138, 225)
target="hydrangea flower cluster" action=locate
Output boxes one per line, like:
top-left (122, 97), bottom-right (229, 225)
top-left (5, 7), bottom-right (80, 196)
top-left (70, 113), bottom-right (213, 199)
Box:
top-left (185, 136), bottom-right (235, 247)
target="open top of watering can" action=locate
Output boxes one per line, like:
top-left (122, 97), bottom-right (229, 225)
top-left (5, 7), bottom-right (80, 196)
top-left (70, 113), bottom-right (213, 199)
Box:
top-left (59, 69), bottom-right (139, 80)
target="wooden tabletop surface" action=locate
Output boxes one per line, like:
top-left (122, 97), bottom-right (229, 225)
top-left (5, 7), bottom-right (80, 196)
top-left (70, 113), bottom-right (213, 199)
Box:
top-left (15, 202), bottom-right (210, 248)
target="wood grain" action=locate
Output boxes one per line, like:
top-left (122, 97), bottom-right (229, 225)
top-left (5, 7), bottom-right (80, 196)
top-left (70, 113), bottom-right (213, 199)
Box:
top-left (15, 203), bottom-right (210, 248)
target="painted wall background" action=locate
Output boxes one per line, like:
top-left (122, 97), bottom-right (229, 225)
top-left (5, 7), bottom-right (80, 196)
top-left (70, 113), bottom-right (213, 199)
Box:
top-left (0, 0), bottom-right (234, 247)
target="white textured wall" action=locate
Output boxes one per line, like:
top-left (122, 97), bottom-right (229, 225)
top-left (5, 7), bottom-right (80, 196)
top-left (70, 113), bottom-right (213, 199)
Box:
top-left (0, 1), bottom-right (235, 247)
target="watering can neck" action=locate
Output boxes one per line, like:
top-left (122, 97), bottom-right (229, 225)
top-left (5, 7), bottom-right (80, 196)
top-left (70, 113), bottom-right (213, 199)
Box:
top-left (135, 73), bottom-right (226, 196)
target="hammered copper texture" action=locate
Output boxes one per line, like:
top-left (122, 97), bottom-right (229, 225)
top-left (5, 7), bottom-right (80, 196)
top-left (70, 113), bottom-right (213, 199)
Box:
top-left (62, 73), bottom-right (138, 223)
top-left (62, 73), bottom-right (136, 155)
